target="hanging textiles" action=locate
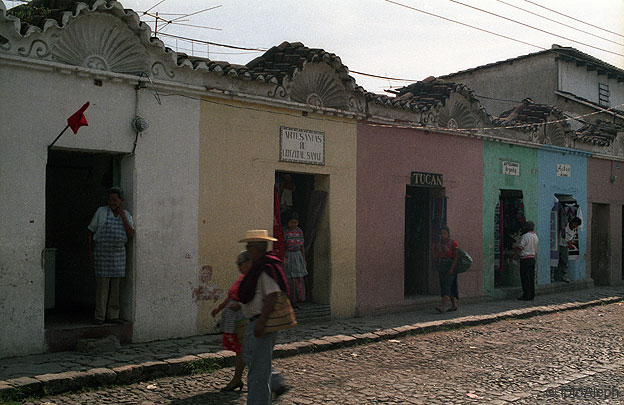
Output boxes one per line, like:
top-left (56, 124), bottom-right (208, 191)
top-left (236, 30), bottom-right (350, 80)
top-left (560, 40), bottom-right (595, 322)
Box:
top-left (494, 200), bottom-right (503, 285)
top-left (304, 190), bottom-right (328, 253)
top-left (430, 197), bottom-right (447, 244)
top-left (273, 187), bottom-right (285, 261)
top-left (560, 201), bottom-right (580, 260)
top-left (550, 200), bottom-right (559, 267)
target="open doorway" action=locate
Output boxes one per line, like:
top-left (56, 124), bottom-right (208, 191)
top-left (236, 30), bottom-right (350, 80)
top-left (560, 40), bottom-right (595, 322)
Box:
top-left (404, 185), bottom-right (446, 297)
top-left (591, 203), bottom-right (610, 285)
top-left (45, 150), bottom-right (133, 344)
top-left (494, 189), bottom-right (525, 288)
top-left (275, 172), bottom-right (328, 307)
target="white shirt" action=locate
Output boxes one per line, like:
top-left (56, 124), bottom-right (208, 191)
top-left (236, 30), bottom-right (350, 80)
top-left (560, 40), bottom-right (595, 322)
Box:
top-left (519, 231), bottom-right (539, 259)
top-left (241, 271), bottom-right (281, 318)
top-left (88, 206), bottom-right (134, 241)
top-left (559, 224), bottom-right (576, 247)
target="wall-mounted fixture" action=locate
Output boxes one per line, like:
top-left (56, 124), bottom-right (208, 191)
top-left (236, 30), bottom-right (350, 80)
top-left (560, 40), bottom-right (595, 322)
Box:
top-left (132, 116), bottom-right (148, 132)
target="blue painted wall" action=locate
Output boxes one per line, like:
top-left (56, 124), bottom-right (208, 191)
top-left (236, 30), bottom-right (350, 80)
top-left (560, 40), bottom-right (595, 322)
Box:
top-left (537, 146), bottom-right (588, 285)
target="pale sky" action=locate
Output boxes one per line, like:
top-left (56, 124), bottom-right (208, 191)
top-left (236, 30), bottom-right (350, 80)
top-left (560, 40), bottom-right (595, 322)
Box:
top-left (6, 0), bottom-right (624, 93)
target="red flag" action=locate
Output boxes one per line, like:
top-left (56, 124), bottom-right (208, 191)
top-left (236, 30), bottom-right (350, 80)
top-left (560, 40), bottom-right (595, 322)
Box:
top-left (67, 102), bottom-right (90, 134)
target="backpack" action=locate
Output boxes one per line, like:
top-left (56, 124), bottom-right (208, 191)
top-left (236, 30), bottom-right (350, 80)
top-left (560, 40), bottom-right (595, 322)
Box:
top-left (455, 248), bottom-right (473, 273)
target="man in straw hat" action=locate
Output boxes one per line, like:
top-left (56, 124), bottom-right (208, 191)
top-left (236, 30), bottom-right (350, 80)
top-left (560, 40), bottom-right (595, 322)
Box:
top-left (237, 230), bottom-right (290, 403)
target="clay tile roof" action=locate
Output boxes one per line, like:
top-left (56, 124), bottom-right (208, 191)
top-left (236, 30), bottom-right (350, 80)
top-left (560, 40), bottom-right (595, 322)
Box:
top-left (493, 98), bottom-right (559, 128)
top-left (245, 41), bottom-right (363, 92)
top-left (574, 120), bottom-right (622, 146)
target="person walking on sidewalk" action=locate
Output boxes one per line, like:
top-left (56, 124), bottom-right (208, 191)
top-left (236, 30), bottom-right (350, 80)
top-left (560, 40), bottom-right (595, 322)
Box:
top-left (88, 187), bottom-right (135, 325)
top-left (434, 226), bottom-right (459, 313)
top-left (211, 250), bottom-right (252, 392)
top-left (237, 230), bottom-right (290, 404)
top-left (557, 217), bottom-right (581, 283)
top-left (514, 221), bottom-right (538, 301)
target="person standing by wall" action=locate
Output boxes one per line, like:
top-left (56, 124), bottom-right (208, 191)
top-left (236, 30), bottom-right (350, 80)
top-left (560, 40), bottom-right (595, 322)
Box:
top-left (557, 217), bottom-right (582, 283)
top-left (434, 226), bottom-right (459, 313)
top-left (514, 221), bottom-right (538, 301)
top-left (283, 212), bottom-right (307, 307)
top-left (87, 187), bottom-right (135, 325)
top-left (237, 230), bottom-right (290, 404)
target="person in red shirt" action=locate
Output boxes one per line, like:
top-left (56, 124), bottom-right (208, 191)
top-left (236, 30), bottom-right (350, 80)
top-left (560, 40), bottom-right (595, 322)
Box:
top-left (434, 226), bottom-right (459, 313)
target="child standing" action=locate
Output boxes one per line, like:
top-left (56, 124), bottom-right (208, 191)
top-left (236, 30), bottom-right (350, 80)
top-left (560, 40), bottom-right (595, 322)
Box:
top-left (283, 213), bottom-right (308, 306)
top-left (211, 251), bottom-right (251, 391)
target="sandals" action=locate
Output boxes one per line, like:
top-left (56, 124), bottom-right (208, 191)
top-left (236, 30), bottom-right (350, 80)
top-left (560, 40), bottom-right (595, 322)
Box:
top-left (435, 307), bottom-right (446, 313)
top-left (447, 306), bottom-right (458, 312)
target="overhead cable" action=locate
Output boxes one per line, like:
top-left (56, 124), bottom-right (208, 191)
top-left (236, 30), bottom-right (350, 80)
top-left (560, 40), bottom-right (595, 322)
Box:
top-left (523, 0), bottom-right (624, 39)
top-left (447, 0), bottom-right (623, 57)
top-left (496, 0), bottom-right (624, 48)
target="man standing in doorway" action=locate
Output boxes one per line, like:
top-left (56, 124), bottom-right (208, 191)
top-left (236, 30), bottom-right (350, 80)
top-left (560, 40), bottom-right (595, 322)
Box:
top-left (237, 230), bottom-right (290, 404)
top-left (514, 221), bottom-right (538, 301)
top-left (88, 187), bottom-right (135, 325)
top-left (557, 217), bottom-right (581, 283)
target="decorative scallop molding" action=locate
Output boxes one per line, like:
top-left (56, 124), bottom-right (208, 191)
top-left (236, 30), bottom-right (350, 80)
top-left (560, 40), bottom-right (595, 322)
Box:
top-left (289, 63), bottom-right (348, 110)
top-left (51, 13), bottom-right (149, 75)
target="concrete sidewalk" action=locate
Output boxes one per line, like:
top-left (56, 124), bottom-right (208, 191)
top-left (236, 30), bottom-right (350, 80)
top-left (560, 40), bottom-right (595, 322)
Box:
top-left (1, 286), bottom-right (622, 401)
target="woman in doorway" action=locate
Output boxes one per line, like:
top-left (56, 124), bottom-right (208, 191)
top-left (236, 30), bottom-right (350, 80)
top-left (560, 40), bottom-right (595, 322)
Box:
top-left (283, 212), bottom-right (308, 307)
top-left (435, 226), bottom-right (459, 313)
top-left (211, 251), bottom-right (252, 391)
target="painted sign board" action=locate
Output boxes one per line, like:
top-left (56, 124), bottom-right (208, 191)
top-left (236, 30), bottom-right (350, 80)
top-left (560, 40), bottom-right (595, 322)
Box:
top-left (279, 126), bottom-right (325, 165)
top-left (503, 161), bottom-right (520, 176)
top-left (411, 171), bottom-right (443, 187)
top-left (556, 164), bottom-right (571, 177)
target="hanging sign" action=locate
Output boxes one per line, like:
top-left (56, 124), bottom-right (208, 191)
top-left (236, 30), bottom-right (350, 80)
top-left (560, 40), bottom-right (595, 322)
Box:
top-left (503, 161), bottom-right (520, 176)
top-left (411, 171), bottom-right (443, 187)
top-left (556, 164), bottom-right (571, 177)
top-left (279, 127), bottom-right (325, 165)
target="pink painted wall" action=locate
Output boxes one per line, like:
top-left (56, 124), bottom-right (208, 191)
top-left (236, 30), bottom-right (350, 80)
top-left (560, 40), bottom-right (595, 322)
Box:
top-left (356, 123), bottom-right (484, 314)
top-left (587, 157), bottom-right (624, 285)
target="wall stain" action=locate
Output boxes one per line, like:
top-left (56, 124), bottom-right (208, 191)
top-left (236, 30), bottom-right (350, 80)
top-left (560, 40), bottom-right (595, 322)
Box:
top-left (192, 265), bottom-right (224, 303)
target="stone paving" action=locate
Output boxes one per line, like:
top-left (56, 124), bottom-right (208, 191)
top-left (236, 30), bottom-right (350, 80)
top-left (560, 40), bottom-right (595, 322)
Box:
top-left (14, 297), bottom-right (624, 404)
top-left (0, 286), bottom-right (622, 403)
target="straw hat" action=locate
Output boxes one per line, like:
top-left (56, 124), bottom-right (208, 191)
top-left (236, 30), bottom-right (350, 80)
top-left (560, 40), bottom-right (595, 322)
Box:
top-left (239, 229), bottom-right (278, 242)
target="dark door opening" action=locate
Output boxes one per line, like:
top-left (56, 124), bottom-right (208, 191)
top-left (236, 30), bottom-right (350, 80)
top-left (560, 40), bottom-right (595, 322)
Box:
top-left (275, 172), bottom-right (325, 304)
top-left (404, 185), bottom-right (446, 296)
top-left (45, 150), bottom-right (116, 327)
top-left (494, 189), bottom-right (525, 288)
top-left (591, 203), bottom-right (610, 285)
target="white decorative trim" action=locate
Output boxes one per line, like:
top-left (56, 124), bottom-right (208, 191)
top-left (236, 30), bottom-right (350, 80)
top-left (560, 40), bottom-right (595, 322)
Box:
top-left (51, 13), bottom-right (149, 75)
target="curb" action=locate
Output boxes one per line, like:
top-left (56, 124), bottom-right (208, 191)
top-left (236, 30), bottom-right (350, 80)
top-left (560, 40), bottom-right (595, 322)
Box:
top-left (1, 296), bottom-right (622, 401)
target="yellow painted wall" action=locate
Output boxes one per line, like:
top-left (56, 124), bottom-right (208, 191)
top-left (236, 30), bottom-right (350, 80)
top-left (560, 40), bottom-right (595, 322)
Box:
top-left (198, 97), bottom-right (357, 332)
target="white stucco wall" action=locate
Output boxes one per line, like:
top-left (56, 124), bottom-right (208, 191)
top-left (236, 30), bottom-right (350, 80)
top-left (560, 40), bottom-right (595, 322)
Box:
top-left (0, 57), bottom-right (201, 355)
top-left (559, 61), bottom-right (624, 108)
top-left (130, 90), bottom-right (200, 343)
top-left (442, 53), bottom-right (558, 116)
top-left (0, 61), bottom-right (136, 357)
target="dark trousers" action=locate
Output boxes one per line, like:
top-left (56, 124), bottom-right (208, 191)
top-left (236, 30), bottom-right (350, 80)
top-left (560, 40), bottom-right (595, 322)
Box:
top-left (519, 258), bottom-right (535, 299)
top-left (556, 245), bottom-right (569, 280)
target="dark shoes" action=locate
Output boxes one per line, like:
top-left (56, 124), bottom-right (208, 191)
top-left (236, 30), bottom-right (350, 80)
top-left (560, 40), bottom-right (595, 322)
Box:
top-left (93, 319), bottom-right (104, 325)
top-left (447, 306), bottom-right (458, 312)
top-left (220, 381), bottom-right (243, 392)
top-left (273, 385), bottom-right (290, 400)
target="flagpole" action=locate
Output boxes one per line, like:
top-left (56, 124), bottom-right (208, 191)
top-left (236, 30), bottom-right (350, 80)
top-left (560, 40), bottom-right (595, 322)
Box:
top-left (48, 124), bottom-right (70, 150)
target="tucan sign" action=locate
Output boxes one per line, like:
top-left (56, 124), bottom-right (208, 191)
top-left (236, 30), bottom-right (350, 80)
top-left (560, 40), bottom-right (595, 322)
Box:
top-left (411, 171), bottom-right (443, 187)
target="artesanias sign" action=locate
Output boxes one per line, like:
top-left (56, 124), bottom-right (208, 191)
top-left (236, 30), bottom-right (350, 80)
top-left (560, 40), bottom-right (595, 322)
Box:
top-left (411, 171), bottom-right (443, 187)
top-left (280, 127), bottom-right (325, 165)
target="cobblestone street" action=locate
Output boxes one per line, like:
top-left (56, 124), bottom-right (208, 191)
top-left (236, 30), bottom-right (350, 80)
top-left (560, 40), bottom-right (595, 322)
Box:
top-left (19, 302), bottom-right (623, 404)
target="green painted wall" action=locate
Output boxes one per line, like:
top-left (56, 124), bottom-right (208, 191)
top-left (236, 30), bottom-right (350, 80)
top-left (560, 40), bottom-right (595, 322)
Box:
top-left (482, 142), bottom-right (538, 298)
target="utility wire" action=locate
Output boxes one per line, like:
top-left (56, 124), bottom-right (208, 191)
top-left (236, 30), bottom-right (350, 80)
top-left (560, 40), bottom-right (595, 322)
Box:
top-left (447, 0), bottom-right (623, 57)
top-left (156, 32), bottom-right (267, 51)
top-left (143, 0), bottom-right (167, 14)
top-left (523, 0), bottom-right (624, 39)
top-left (383, 0), bottom-right (549, 51)
top-left (496, 0), bottom-right (624, 48)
